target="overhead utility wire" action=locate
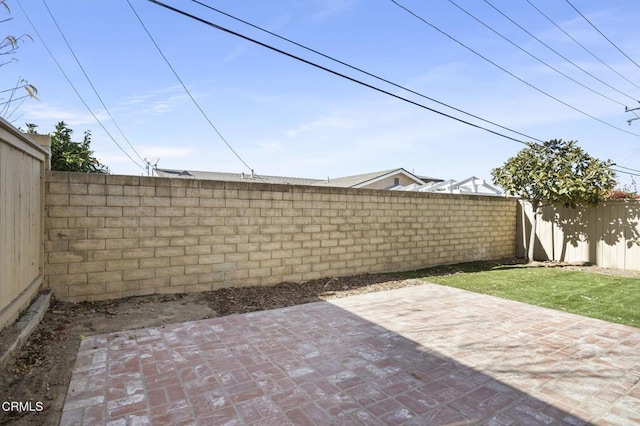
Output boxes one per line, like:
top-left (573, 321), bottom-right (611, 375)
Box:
top-left (14, 0), bottom-right (146, 170)
top-left (149, 2), bottom-right (640, 180)
top-left (389, 0), bottom-right (640, 139)
top-left (565, 0), bottom-right (640, 72)
top-left (612, 164), bottom-right (640, 174)
top-left (482, 0), bottom-right (639, 105)
top-left (612, 168), bottom-right (640, 178)
top-left (0, 84), bottom-right (29, 94)
top-left (447, 0), bottom-right (626, 107)
top-left (0, 94), bottom-right (31, 105)
top-left (1, 77), bottom-right (30, 122)
top-left (190, 0), bottom-right (542, 144)
top-left (525, 0), bottom-right (640, 92)
top-left (41, 0), bottom-right (146, 165)
top-left (146, 0), bottom-right (531, 145)
top-left (125, 0), bottom-right (256, 174)
top-left (0, 93), bottom-right (30, 122)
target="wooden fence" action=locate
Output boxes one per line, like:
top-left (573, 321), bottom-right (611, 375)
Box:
top-left (517, 200), bottom-right (640, 270)
top-left (0, 119), bottom-right (48, 330)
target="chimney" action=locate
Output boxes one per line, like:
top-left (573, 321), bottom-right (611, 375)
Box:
top-left (241, 172), bottom-right (245, 179)
top-left (251, 169), bottom-right (255, 179)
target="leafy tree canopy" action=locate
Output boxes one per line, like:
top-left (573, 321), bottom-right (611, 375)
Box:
top-left (50, 121), bottom-right (109, 173)
top-left (491, 139), bottom-right (615, 260)
top-left (492, 139), bottom-right (615, 210)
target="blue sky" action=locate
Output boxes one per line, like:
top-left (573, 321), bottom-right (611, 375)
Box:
top-left (2, 0), bottom-right (640, 187)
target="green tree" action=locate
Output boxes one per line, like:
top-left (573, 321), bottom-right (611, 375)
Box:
top-left (50, 121), bottom-right (109, 173)
top-left (492, 139), bottom-right (615, 261)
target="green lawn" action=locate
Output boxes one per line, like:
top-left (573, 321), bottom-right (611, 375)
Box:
top-left (395, 261), bottom-right (640, 328)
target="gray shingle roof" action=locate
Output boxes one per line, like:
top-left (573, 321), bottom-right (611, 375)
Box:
top-left (153, 169), bottom-right (322, 186)
top-left (153, 168), bottom-right (441, 188)
top-left (315, 169), bottom-right (399, 187)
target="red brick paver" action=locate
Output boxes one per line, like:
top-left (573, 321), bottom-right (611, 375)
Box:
top-left (61, 283), bottom-right (640, 425)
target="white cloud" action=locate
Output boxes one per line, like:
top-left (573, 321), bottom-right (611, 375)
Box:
top-left (136, 94), bottom-right (190, 115)
top-left (123, 85), bottom-right (182, 103)
top-left (223, 44), bottom-right (249, 64)
top-left (20, 103), bottom-right (108, 129)
top-left (255, 140), bottom-right (283, 153)
top-left (285, 112), bottom-right (360, 138)
top-left (403, 62), bottom-right (468, 88)
top-left (313, 0), bottom-right (358, 20)
top-left (121, 86), bottom-right (190, 116)
top-left (138, 146), bottom-right (194, 159)
top-left (533, 5), bottom-right (630, 52)
top-left (266, 13), bottom-right (291, 32)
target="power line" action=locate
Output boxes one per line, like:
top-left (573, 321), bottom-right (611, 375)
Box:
top-left (190, 0), bottom-right (543, 143)
top-left (448, 0), bottom-right (628, 107)
top-left (0, 84), bottom-right (29, 94)
top-left (14, 0), bottom-right (146, 171)
top-left (149, 1), bottom-right (640, 180)
top-left (525, 0), bottom-right (640, 92)
top-left (565, 0), bottom-right (640, 72)
top-left (125, 0), bottom-right (256, 174)
top-left (612, 168), bottom-right (640, 178)
top-left (0, 94), bottom-right (30, 105)
top-left (482, 0), bottom-right (640, 105)
top-left (146, 0), bottom-right (531, 145)
top-left (613, 164), bottom-right (640, 174)
top-left (389, 0), bottom-right (640, 139)
top-left (0, 76), bottom-right (30, 122)
top-left (40, 0), bottom-right (146, 165)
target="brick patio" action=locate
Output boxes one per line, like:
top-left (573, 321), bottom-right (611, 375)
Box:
top-left (61, 283), bottom-right (640, 425)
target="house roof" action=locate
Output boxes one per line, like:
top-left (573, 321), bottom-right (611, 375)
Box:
top-left (153, 167), bottom-right (444, 189)
top-left (320, 168), bottom-right (439, 188)
top-left (316, 169), bottom-right (400, 188)
top-left (415, 174), bottom-right (444, 183)
top-left (153, 168), bottom-right (442, 190)
top-left (154, 168), bottom-right (501, 195)
top-left (153, 169), bottom-right (322, 186)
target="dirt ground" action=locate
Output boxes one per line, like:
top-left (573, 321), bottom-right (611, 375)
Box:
top-left (0, 260), bottom-right (637, 425)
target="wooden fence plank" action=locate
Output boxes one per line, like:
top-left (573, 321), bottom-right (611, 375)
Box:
top-left (519, 200), bottom-right (640, 270)
top-left (0, 119), bottom-right (46, 330)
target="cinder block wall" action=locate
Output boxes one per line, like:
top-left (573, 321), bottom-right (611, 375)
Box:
top-left (44, 172), bottom-right (517, 302)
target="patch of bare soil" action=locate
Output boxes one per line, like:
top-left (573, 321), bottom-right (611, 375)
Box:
top-left (0, 272), bottom-right (419, 425)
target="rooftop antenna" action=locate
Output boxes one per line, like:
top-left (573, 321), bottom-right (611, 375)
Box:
top-left (144, 157), bottom-right (160, 176)
top-left (626, 102), bottom-right (640, 126)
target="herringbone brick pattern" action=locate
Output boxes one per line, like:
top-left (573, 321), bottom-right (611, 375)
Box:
top-left (61, 284), bottom-right (640, 425)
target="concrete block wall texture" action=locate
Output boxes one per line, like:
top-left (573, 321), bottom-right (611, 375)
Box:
top-left (44, 171), bottom-right (518, 302)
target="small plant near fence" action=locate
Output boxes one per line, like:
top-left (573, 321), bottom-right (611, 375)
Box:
top-left (608, 177), bottom-right (640, 200)
top-left (608, 190), bottom-right (640, 200)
